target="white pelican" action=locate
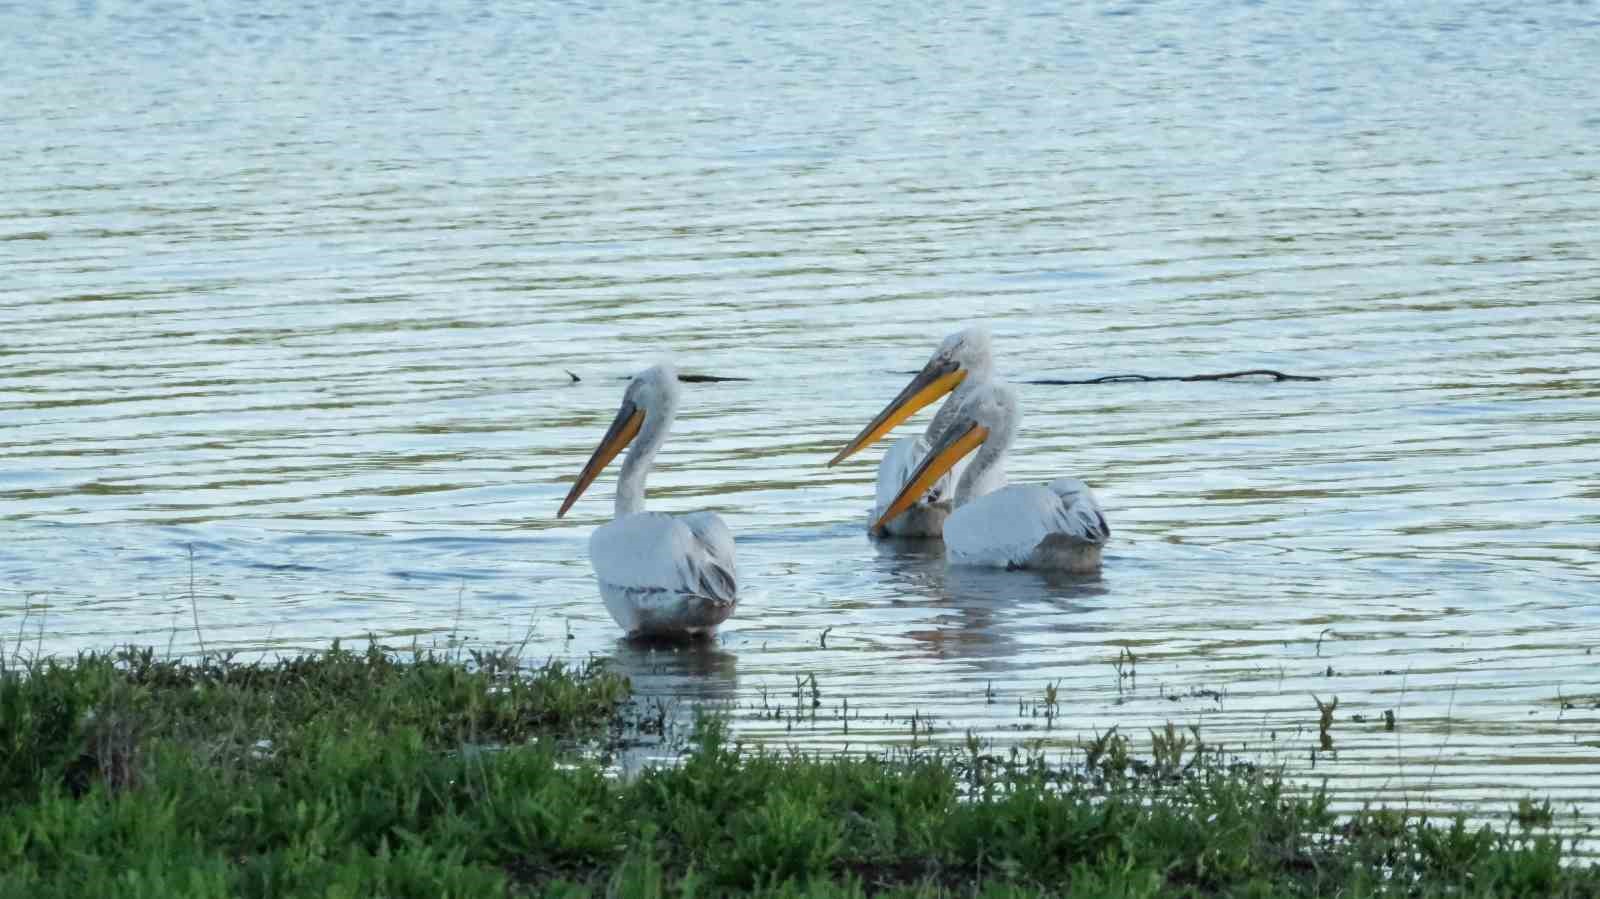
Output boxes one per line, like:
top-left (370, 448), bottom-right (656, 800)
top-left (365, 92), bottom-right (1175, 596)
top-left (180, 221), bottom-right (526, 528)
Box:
top-left (556, 363), bottom-right (738, 638)
top-left (826, 326), bottom-right (995, 536)
top-left (874, 380), bottom-right (1110, 573)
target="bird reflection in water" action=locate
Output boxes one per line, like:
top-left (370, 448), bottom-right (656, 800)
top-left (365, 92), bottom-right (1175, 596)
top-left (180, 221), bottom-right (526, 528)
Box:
top-left (870, 539), bottom-right (1109, 665)
top-left (608, 635), bottom-right (739, 703)
top-left (603, 636), bottom-right (739, 776)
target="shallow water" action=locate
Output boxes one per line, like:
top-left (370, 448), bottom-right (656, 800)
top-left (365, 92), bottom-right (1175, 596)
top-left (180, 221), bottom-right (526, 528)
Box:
top-left (3, 0), bottom-right (1599, 829)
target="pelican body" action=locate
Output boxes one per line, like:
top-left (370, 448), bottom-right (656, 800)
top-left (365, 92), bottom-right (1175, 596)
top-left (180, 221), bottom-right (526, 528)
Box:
top-left (875, 381), bottom-right (1110, 573)
top-left (828, 326), bottom-right (994, 537)
top-left (557, 364), bottom-right (737, 637)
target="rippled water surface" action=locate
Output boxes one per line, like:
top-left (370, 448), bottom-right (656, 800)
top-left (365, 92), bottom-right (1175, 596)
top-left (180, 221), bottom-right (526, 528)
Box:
top-left (4, 0), bottom-right (1599, 827)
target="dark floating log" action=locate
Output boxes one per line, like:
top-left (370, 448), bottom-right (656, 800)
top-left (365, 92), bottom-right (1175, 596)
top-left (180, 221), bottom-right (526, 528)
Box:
top-left (1025, 369), bottom-right (1324, 385)
top-left (585, 367), bottom-right (1322, 385)
top-left (892, 368), bottom-right (1323, 383)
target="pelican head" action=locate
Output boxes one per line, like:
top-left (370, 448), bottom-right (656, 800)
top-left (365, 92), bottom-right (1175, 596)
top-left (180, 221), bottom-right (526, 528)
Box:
top-left (827, 324), bottom-right (994, 466)
top-left (557, 363), bottom-right (681, 517)
top-left (872, 380), bottom-right (1018, 532)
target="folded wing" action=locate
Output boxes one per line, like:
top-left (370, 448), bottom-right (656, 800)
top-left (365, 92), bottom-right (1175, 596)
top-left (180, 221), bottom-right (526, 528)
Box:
top-left (589, 511), bottom-right (738, 604)
top-left (944, 479), bottom-right (1109, 568)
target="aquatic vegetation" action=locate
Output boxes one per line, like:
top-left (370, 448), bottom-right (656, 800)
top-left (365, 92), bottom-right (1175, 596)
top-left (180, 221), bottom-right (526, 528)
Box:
top-left (0, 642), bottom-right (629, 802)
top-left (2, 648), bottom-right (1597, 896)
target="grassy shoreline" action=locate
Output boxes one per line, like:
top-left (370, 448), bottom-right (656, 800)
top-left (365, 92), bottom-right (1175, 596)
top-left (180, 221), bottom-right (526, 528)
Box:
top-left (2, 646), bottom-right (1596, 897)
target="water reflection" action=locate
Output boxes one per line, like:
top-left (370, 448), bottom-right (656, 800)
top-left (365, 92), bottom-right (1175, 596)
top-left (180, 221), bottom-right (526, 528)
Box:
top-left (602, 638), bottom-right (740, 774)
top-left (867, 536), bottom-right (947, 591)
top-left (866, 539), bottom-right (1110, 665)
top-left (608, 637), bottom-right (740, 704)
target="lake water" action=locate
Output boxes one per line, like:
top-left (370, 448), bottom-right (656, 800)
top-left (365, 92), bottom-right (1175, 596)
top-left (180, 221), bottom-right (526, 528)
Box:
top-left (3, 0), bottom-right (1598, 829)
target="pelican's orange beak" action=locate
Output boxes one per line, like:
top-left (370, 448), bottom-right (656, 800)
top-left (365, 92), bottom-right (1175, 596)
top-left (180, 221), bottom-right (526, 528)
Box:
top-left (871, 422), bottom-right (988, 532)
top-left (557, 399), bottom-right (644, 517)
top-left (828, 360), bottom-right (966, 466)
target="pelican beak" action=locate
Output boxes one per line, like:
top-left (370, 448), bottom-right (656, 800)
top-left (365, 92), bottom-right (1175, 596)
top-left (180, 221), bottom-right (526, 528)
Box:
top-left (828, 360), bottom-right (966, 466)
top-left (871, 421), bottom-right (988, 533)
top-left (557, 399), bottom-right (644, 518)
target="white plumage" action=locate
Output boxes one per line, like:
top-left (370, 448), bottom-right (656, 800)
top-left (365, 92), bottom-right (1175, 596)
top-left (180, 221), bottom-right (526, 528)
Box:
top-left (589, 511), bottom-right (737, 635)
top-left (876, 381), bottom-right (1110, 573)
top-left (943, 480), bottom-right (1110, 571)
top-left (557, 364), bottom-right (738, 638)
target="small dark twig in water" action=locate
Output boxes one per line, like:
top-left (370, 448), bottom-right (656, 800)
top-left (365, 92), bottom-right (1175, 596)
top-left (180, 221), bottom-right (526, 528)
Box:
top-left (1024, 369), bottom-right (1323, 385)
top-left (1313, 693), bottom-right (1338, 751)
top-left (188, 544), bottom-right (206, 659)
top-left (11, 592), bottom-right (33, 665)
top-left (564, 370), bottom-right (581, 383)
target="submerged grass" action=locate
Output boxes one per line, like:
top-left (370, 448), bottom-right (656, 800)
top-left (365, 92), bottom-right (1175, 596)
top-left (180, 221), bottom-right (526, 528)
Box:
top-left (2, 646), bottom-right (1597, 897)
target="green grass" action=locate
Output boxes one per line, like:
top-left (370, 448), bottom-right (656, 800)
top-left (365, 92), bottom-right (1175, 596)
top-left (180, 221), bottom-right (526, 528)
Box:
top-left (2, 646), bottom-right (1596, 897)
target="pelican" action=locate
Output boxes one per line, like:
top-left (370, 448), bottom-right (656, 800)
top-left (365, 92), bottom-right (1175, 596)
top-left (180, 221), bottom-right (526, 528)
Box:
top-left (827, 326), bottom-right (995, 536)
top-left (556, 363), bottom-right (738, 638)
top-left (874, 380), bottom-right (1110, 572)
